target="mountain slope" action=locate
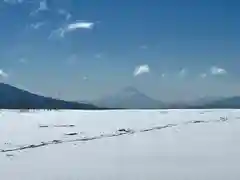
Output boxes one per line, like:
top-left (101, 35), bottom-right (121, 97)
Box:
top-left (187, 96), bottom-right (223, 106)
top-left (195, 96), bottom-right (240, 109)
top-left (0, 83), bottom-right (98, 109)
top-left (92, 86), bottom-right (240, 109)
top-left (93, 87), bottom-right (166, 109)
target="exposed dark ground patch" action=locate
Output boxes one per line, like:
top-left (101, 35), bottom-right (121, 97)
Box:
top-left (64, 132), bottom-right (78, 136)
top-left (39, 124), bottom-right (75, 128)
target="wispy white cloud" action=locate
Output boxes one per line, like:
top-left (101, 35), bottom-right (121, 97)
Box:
top-left (48, 28), bottom-right (65, 39)
top-left (161, 73), bottom-right (165, 78)
top-left (19, 58), bottom-right (27, 63)
top-left (67, 21), bottom-right (95, 31)
top-left (58, 9), bottom-right (72, 21)
top-left (66, 54), bottom-right (78, 64)
top-left (200, 73), bottom-right (207, 78)
top-left (49, 21), bottom-right (96, 39)
top-left (83, 76), bottom-right (88, 81)
top-left (0, 69), bottom-right (8, 78)
top-left (199, 66), bottom-right (227, 78)
top-left (38, 0), bottom-right (48, 11)
top-left (95, 53), bottom-right (103, 59)
top-left (133, 64), bottom-right (150, 77)
top-left (30, 0), bottom-right (48, 16)
top-left (210, 66), bottom-right (227, 75)
top-left (140, 45), bottom-right (148, 49)
top-left (3, 0), bottom-right (24, 4)
top-left (179, 68), bottom-right (187, 77)
top-left (30, 21), bottom-right (45, 29)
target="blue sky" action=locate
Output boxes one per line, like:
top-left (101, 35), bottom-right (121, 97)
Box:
top-left (0, 0), bottom-right (239, 102)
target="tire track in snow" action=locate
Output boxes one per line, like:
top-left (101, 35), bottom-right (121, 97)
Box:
top-left (0, 117), bottom-right (229, 153)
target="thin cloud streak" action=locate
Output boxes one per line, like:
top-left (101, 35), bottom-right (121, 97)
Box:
top-left (67, 21), bottom-right (95, 31)
top-left (179, 68), bottom-right (187, 77)
top-left (66, 54), bottom-right (78, 64)
top-left (30, 0), bottom-right (48, 16)
top-left (58, 9), bottom-right (72, 20)
top-left (0, 69), bottom-right (8, 78)
top-left (200, 73), bottom-right (207, 78)
top-left (139, 45), bottom-right (148, 49)
top-left (48, 28), bottom-right (65, 39)
top-left (49, 21), bottom-right (96, 39)
top-left (95, 53), bottom-right (103, 59)
top-left (210, 66), bottom-right (227, 75)
top-left (30, 22), bottom-right (45, 29)
top-left (3, 0), bottom-right (24, 4)
top-left (83, 76), bottom-right (88, 81)
top-left (19, 58), bottom-right (27, 63)
top-left (133, 64), bottom-right (150, 76)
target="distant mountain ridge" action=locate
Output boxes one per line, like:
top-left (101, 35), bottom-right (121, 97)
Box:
top-left (192, 96), bottom-right (240, 109)
top-left (92, 86), bottom-right (240, 109)
top-left (2, 83), bottom-right (240, 110)
top-left (0, 83), bottom-right (99, 109)
top-left (93, 86), bottom-right (166, 109)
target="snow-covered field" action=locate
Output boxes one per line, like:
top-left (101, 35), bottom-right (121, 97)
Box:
top-left (0, 109), bottom-right (240, 180)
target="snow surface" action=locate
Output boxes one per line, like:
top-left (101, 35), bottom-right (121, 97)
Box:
top-left (0, 109), bottom-right (240, 180)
